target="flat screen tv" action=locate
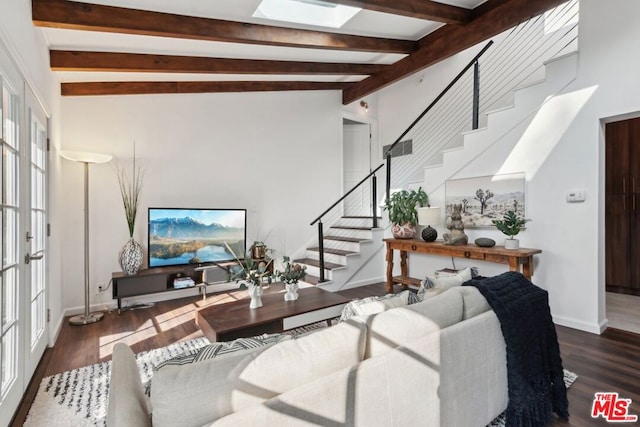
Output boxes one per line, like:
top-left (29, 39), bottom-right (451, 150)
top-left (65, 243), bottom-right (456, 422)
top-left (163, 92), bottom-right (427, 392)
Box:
top-left (148, 208), bottom-right (246, 268)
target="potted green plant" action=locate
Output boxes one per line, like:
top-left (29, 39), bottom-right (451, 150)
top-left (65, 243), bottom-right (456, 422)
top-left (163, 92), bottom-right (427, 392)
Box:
top-left (276, 256), bottom-right (306, 301)
top-left (384, 187), bottom-right (429, 239)
top-left (492, 210), bottom-right (528, 249)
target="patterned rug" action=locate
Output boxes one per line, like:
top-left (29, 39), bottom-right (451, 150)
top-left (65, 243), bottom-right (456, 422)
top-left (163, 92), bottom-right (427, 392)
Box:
top-left (24, 320), bottom-right (576, 426)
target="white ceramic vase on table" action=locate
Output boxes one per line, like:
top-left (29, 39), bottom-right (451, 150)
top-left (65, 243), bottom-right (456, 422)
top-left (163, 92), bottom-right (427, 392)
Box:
top-left (248, 283), bottom-right (264, 309)
top-left (284, 283), bottom-right (299, 301)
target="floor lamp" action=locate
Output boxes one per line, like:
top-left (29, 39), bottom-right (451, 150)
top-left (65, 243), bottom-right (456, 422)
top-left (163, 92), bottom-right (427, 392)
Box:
top-left (61, 151), bottom-right (113, 325)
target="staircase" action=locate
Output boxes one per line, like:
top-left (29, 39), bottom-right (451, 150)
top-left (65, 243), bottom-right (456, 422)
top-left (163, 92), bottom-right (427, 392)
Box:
top-left (303, 1), bottom-right (578, 293)
top-left (420, 51), bottom-right (578, 195)
top-left (296, 216), bottom-right (384, 291)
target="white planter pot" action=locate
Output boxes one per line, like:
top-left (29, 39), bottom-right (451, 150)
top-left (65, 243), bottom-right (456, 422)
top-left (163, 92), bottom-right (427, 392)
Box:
top-left (284, 282), bottom-right (299, 301)
top-left (247, 284), bottom-right (264, 309)
top-left (504, 238), bottom-right (520, 250)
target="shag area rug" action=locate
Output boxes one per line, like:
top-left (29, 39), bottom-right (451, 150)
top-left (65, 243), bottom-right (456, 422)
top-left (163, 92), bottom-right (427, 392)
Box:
top-left (25, 320), bottom-right (577, 426)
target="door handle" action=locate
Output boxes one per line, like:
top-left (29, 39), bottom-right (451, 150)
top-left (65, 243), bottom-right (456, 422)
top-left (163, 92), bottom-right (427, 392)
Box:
top-left (25, 252), bottom-right (44, 264)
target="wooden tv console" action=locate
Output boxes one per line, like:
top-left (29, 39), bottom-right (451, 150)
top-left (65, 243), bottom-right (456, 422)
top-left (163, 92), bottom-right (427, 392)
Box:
top-left (111, 259), bottom-right (268, 312)
top-left (111, 265), bottom-right (207, 312)
top-left (384, 238), bottom-right (542, 293)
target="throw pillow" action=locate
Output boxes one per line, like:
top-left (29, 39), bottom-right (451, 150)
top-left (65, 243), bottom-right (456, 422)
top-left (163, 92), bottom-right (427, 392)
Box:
top-left (417, 267), bottom-right (479, 301)
top-left (339, 290), bottom-right (418, 322)
top-left (154, 333), bottom-right (289, 370)
top-left (148, 333), bottom-right (290, 396)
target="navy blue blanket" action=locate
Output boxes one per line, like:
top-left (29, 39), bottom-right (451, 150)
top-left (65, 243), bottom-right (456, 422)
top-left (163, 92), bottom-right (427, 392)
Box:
top-left (463, 272), bottom-right (569, 427)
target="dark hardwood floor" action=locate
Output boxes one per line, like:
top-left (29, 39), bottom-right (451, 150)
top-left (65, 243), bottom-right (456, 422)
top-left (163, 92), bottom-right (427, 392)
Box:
top-left (11, 283), bottom-right (640, 426)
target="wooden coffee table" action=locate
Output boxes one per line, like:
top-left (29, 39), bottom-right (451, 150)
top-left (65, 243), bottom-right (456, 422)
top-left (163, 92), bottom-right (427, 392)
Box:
top-left (196, 286), bottom-right (350, 342)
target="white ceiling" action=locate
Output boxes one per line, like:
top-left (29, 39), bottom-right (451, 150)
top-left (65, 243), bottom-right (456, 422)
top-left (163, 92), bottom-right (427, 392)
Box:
top-left (39, 0), bottom-right (486, 84)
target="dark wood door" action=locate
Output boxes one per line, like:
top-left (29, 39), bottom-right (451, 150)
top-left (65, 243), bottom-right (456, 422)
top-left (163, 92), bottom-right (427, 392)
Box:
top-left (606, 194), bottom-right (631, 289)
top-left (606, 120), bottom-right (629, 195)
top-left (629, 118), bottom-right (640, 291)
top-left (606, 117), bottom-right (640, 295)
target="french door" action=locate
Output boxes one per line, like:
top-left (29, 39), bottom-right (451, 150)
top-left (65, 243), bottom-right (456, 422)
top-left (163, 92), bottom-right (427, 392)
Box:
top-left (0, 43), bottom-right (49, 424)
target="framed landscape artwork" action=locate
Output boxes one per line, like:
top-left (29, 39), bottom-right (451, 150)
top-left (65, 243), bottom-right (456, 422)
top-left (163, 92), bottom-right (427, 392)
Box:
top-left (445, 173), bottom-right (525, 228)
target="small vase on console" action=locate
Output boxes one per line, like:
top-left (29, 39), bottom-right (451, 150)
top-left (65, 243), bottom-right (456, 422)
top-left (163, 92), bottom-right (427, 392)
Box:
top-left (119, 238), bottom-right (143, 275)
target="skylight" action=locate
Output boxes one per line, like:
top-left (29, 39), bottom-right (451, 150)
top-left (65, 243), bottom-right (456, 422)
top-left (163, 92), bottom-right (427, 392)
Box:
top-left (253, 0), bottom-right (361, 29)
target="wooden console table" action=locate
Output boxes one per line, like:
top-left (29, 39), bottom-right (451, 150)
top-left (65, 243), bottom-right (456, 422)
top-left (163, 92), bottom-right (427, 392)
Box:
top-left (384, 238), bottom-right (542, 293)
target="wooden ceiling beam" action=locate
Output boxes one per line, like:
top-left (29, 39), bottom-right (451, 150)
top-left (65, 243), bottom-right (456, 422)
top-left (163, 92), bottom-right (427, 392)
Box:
top-left (61, 81), bottom-right (353, 96)
top-left (32, 0), bottom-right (416, 54)
top-left (50, 50), bottom-right (386, 75)
top-left (342, 0), bottom-right (569, 104)
top-left (330, 0), bottom-right (471, 24)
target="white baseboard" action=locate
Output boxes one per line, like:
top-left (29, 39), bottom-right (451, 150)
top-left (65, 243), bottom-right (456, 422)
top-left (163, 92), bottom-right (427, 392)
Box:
top-left (340, 276), bottom-right (385, 291)
top-left (49, 314), bottom-right (65, 347)
top-left (553, 315), bottom-right (604, 334)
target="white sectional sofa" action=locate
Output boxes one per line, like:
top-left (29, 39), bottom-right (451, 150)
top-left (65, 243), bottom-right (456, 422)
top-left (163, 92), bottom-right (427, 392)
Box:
top-left (107, 286), bottom-right (508, 427)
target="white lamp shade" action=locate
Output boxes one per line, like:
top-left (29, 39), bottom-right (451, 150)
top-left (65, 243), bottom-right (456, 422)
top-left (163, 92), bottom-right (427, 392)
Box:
top-left (60, 150), bottom-right (112, 164)
top-left (418, 207), bottom-right (441, 226)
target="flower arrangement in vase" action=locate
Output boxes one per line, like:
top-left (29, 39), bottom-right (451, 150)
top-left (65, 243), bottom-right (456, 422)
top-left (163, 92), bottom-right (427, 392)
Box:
top-left (225, 243), bottom-right (273, 309)
top-left (276, 256), bottom-right (306, 301)
top-left (116, 142), bottom-right (144, 275)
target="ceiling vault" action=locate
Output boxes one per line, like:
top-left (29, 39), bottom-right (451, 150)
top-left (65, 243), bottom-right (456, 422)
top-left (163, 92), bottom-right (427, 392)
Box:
top-left (33, 0), bottom-right (570, 101)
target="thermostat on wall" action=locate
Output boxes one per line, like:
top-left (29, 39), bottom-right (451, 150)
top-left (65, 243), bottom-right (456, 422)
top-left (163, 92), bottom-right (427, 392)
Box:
top-left (566, 189), bottom-right (586, 203)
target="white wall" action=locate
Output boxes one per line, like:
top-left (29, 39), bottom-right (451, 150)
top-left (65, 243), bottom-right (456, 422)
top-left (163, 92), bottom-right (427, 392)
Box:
top-left (377, 0), bottom-right (640, 334)
top-left (0, 0), bottom-right (62, 344)
top-left (60, 91), bottom-right (345, 310)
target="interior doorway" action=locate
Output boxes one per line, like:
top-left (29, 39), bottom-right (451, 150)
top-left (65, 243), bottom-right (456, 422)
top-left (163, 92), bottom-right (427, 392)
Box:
top-left (604, 116), bottom-right (640, 333)
top-left (342, 118), bottom-right (372, 217)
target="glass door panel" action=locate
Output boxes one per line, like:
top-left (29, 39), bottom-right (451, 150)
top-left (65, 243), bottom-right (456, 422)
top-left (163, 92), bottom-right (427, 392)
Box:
top-left (0, 70), bottom-right (23, 425)
top-left (27, 100), bottom-right (48, 371)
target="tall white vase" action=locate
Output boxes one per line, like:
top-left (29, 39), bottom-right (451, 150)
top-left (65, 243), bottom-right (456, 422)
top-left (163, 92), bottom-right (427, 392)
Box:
top-left (119, 238), bottom-right (143, 275)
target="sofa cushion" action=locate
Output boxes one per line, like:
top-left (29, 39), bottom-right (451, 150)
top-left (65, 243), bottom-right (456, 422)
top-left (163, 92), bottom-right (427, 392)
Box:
top-left (439, 310), bottom-right (508, 426)
top-left (448, 286), bottom-right (491, 319)
top-left (339, 290), bottom-right (417, 322)
top-left (150, 319), bottom-right (366, 427)
top-left (365, 289), bottom-right (464, 358)
top-left (211, 314), bottom-right (461, 427)
top-left (107, 343), bottom-right (151, 427)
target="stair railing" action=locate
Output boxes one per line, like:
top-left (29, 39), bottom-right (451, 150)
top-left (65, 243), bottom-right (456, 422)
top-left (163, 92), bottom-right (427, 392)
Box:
top-left (310, 0), bottom-right (578, 284)
top-left (384, 40), bottom-right (494, 201)
top-left (309, 42), bottom-right (493, 283)
top-left (310, 163), bottom-right (384, 282)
